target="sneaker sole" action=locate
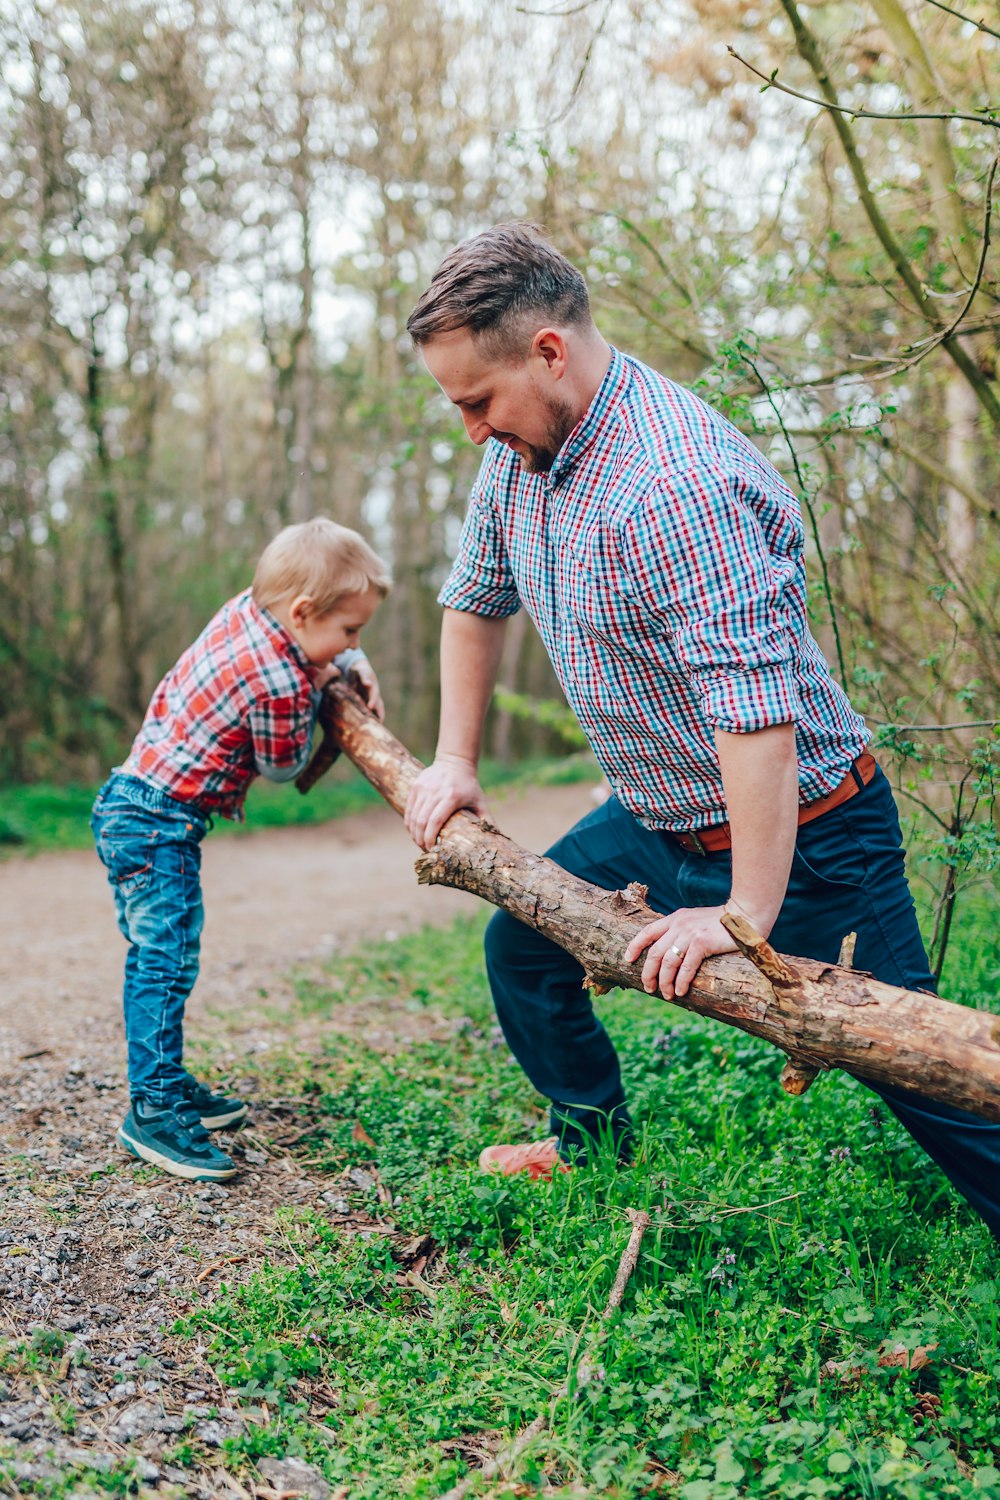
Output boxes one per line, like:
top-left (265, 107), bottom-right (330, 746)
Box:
top-left (199, 1104), bottom-right (249, 1130)
top-left (117, 1128), bottom-right (237, 1182)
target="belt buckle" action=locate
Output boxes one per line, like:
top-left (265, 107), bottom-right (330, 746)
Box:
top-left (687, 829), bottom-right (707, 856)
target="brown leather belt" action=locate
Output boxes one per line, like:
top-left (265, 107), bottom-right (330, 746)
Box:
top-left (670, 751), bottom-right (877, 856)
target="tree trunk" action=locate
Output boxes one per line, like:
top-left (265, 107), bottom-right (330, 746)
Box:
top-left (298, 684), bottom-right (1000, 1123)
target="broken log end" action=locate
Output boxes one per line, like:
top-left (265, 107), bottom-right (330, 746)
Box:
top-left (583, 972), bottom-right (612, 997)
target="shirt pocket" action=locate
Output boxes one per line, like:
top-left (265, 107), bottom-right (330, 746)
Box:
top-left (559, 547), bottom-right (684, 677)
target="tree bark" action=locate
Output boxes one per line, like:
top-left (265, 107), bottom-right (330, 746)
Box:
top-left (298, 684), bottom-right (1000, 1122)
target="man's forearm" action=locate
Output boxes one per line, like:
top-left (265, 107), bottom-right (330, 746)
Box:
top-left (715, 721), bottom-right (799, 938)
top-left (437, 607), bottom-right (509, 766)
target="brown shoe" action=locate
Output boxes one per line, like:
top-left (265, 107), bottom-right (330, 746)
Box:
top-left (478, 1137), bottom-right (571, 1181)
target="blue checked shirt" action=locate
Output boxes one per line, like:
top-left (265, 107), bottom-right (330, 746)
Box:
top-left (439, 347), bottom-right (869, 833)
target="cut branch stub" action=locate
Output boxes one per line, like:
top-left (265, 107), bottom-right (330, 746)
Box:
top-left (721, 909), bottom-right (821, 1096)
top-left (720, 910), bottom-right (799, 989)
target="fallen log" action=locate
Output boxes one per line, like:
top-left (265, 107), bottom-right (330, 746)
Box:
top-left (297, 683), bottom-right (1000, 1122)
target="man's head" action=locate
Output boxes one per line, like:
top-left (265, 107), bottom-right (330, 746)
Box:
top-left (406, 222), bottom-right (609, 474)
top-left (253, 517), bottom-right (391, 666)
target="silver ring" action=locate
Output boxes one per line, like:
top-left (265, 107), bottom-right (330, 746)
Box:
top-left (670, 943), bottom-right (684, 958)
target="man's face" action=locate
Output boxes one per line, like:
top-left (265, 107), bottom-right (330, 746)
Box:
top-left (421, 328), bottom-right (577, 475)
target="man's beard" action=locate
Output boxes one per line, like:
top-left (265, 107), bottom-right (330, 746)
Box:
top-left (501, 394), bottom-right (577, 475)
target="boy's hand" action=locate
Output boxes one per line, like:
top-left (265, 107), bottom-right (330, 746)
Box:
top-left (309, 663), bottom-right (341, 691)
top-left (348, 660), bottom-right (385, 721)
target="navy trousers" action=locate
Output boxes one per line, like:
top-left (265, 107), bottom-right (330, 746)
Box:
top-left (484, 767), bottom-right (1000, 1236)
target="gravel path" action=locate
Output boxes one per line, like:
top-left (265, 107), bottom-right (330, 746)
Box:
top-left (0, 782), bottom-right (596, 1495)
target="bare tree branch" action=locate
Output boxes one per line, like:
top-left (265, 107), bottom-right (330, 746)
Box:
top-left (930, 152), bottom-right (999, 349)
top-left (920, 0), bottom-right (1000, 44)
top-left (751, 1), bottom-right (1000, 426)
top-left (540, 0), bottom-right (613, 127)
top-left (868, 718), bottom-right (1000, 731)
top-left (727, 45), bottom-right (1000, 131)
top-left (739, 350), bottom-right (848, 685)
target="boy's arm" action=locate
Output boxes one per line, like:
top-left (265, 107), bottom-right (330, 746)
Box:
top-left (249, 692), bottom-right (320, 783)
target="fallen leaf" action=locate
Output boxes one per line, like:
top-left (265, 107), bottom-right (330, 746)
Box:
top-left (878, 1340), bottom-right (938, 1371)
top-left (352, 1121), bottom-right (377, 1149)
top-left (821, 1340), bottom-right (939, 1386)
top-left (392, 1232), bottom-right (435, 1267)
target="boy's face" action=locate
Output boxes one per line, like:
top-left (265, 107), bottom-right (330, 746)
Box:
top-left (292, 586), bottom-right (380, 666)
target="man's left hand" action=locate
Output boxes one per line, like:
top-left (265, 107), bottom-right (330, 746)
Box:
top-left (623, 907), bottom-right (739, 1000)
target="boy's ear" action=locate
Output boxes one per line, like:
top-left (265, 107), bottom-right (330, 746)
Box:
top-left (288, 593), bottom-right (315, 628)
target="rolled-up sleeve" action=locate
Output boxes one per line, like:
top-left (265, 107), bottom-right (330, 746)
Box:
top-left (622, 468), bottom-right (803, 733)
top-left (334, 648), bottom-right (367, 673)
top-left (438, 462), bottom-right (521, 618)
top-left (249, 691), bottom-right (318, 781)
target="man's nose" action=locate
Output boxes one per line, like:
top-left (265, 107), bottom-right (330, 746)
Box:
top-left (462, 411), bottom-right (494, 445)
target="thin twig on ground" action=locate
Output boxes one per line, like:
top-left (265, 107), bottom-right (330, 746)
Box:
top-left (437, 1207), bottom-right (651, 1500)
top-left (195, 1255), bottom-right (249, 1284)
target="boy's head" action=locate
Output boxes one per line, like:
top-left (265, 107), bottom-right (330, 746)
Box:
top-left (253, 517), bottom-right (391, 666)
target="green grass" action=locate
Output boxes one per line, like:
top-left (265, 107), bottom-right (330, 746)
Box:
top-left (0, 753), bottom-right (599, 854)
top-left (169, 890), bottom-right (999, 1499)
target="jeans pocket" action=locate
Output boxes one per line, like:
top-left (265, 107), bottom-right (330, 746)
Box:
top-left (791, 807), bottom-right (870, 891)
top-left (95, 813), bottom-right (160, 896)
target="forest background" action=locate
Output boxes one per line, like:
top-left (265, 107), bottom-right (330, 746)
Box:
top-left (1, 0), bottom-right (998, 976)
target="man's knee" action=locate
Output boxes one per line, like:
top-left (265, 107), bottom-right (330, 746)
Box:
top-left (484, 905), bottom-right (579, 984)
top-left (484, 907), bottom-right (530, 976)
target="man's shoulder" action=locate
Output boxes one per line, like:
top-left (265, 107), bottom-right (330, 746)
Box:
top-left (607, 355), bottom-right (792, 521)
top-left (614, 354), bottom-right (744, 474)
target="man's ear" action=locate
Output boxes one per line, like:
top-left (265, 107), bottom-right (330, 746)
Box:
top-left (531, 327), bottom-right (568, 379)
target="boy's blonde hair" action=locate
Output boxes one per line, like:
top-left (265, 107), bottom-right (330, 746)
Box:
top-left (252, 517), bottom-right (391, 616)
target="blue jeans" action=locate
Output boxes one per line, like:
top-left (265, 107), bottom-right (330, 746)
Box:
top-left (91, 773), bottom-right (210, 1105)
top-left (484, 768), bottom-right (1000, 1236)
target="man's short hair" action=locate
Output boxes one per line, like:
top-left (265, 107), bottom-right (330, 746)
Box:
top-left (252, 517), bottom-right (391, 616)
top-left (406, 222), bottom-right (592, 361)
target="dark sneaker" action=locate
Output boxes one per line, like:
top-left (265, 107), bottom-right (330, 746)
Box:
top-left (180, 1075), bottom-right (248, 1130)
top-left (118, 1100), bottom-right (237, 1182)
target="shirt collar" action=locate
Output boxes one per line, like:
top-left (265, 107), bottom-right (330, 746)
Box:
top-left (244, 590), bottom-right (313, 676)
top-left (547, 346), bottom-right (631, 486)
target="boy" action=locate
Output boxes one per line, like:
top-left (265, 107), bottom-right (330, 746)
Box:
top-left (92, 517), bottom-right (390, 1182)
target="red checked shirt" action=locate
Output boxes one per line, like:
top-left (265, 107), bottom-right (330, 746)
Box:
top-left (124, 589), bottom-right (364, 820)
top-left (440, 348), bottom-right (869, 833)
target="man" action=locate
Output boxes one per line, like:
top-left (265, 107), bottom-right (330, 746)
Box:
top-left (403, 221), bottom-right (999, 1233)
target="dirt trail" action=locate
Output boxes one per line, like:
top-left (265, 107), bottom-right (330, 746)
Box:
top-left (0, 781), bottom-right (592, 1064)
top-left (0, 781), bottom-right (596, 1494)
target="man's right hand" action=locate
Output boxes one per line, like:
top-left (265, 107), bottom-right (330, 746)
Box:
top-left (405, 756), bottom-right (489, 850)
